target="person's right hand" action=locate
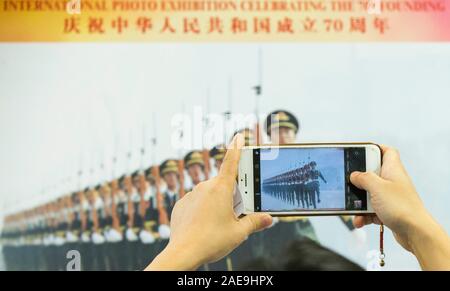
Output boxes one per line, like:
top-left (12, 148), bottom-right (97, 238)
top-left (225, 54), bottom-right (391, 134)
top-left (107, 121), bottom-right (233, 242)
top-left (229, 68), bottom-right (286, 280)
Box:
top-left (350, 145), bottom-right (427, 252)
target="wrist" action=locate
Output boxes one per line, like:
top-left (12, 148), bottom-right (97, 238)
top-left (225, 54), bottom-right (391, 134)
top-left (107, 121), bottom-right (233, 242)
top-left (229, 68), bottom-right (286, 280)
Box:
top-left (145, 241), bottom-right (203, 271)
top-left (407, 211), bottom-right (443, 253)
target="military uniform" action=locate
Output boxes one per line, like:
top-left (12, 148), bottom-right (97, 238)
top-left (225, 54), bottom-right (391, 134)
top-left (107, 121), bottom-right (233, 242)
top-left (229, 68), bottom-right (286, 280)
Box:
top-left (309, 161), bottom-right (327, 205)
top-left (159, 160), bottom-right (179, 220)
top-left (99, 186), bottom-right (114, 271)
top-left (54, 200), bottom-right (69, 271)
top-left (151, 160), bottom-right (181, 261)
top-left (89, 187), bottom-right (108, 270)
top-left (68, 193), bottom-right (82, 269)
top-left (117, 175), bottom-right (138, 270)
top-left (127, 172), bottom-right (144, 270)
top-left (77, 190), bottom-right (93, 271)
top-left (104, 180), bottom-right (123, 271)
top-left (111, 176), bottom-right (129, 270)
top-left (135, 167), bottom-right (159, 270)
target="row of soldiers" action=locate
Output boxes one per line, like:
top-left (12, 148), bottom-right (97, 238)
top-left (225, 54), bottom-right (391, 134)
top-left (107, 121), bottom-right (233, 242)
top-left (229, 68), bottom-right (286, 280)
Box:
top-left (0, 145), bottom-right (229, 271)
top-left (263, 161), bottom-right (327, 209)
top-left (1, 110), bottom-right (356, 271)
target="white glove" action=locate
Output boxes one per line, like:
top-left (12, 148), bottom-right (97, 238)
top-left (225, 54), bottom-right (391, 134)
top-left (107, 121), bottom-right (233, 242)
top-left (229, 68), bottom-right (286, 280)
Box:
top-left (126, 228), bottom-right (139, 242)
top-left (139, 230), bottom-right (155, 244)
top-left (66, 231), bottom-right (79, 243)
top-left (92, 232), bottom-right (106, 245)
top-left (108, 229), bottom-right (123, 242)
top-left (48, 234), bottom-right (56, 245)
top-left (158, 224), bottom-right (171, 239)
top-left (81, 232), bottom-right (91, 243)
top-left (53, 236), bottom-right (65, 246)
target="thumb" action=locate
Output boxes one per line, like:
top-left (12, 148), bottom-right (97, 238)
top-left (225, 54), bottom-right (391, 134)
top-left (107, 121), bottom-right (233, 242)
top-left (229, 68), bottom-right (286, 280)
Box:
top-left (239, 213), bottom-right (273, 237)
top-left (350, 171), bottom-right (385, 193)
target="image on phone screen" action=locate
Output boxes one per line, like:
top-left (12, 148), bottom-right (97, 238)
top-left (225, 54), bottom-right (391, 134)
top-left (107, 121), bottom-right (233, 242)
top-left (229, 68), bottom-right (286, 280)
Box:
top-left (254, 147), bottom-right (367, 212)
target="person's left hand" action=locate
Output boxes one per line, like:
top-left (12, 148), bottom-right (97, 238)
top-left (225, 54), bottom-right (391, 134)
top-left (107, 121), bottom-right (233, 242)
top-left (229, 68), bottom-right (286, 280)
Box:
top-left (146, 134), bottom-right (273, 270)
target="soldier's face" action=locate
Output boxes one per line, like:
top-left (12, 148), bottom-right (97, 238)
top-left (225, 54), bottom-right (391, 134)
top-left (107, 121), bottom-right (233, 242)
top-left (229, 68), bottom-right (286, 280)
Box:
top-left (124, 176), bottom-right (132, 188)
top-left (101, 186), bottom-right (110, 198)
top-left (163, 172), bottom-right (178, 189)
top-left (87, 191), bottom-right (94, 202)
top-left (111, 180), bottom-right (118, 191)
top-left (187, 164), bottom-right (203, 184)
top-left (132, 177), bottom-right (140, 188)
top-left (270, 127), bottom-right (296, 144)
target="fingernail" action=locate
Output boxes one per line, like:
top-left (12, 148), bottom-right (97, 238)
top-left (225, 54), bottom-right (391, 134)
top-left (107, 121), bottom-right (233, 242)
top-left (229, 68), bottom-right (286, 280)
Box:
top-left (228, 133), bottom-right (244, 150)
top-left (261, 214), bottom-right (273, 228)
top-left (227, 134), bottom-right (237, 149)
top-left (235, 133), bottom-right (244, 148)
top-left (350, 171), bottom-right (361, 179)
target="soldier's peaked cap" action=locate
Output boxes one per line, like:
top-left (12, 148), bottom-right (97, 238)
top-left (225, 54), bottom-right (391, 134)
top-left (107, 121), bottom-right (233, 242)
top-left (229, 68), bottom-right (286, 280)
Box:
top-left (265, 109), bottom-right (299, 135)
top-left (184, 151), bottom-right (204, 169)
top-left (160, 159), bottom-right (179, 176)
top-left (209, 145), bottom-right (226, 161)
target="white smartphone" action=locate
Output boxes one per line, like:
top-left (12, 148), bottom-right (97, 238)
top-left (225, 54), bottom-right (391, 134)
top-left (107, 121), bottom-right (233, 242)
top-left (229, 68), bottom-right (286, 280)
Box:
top-left (238, 143), bottom-right (381, 216)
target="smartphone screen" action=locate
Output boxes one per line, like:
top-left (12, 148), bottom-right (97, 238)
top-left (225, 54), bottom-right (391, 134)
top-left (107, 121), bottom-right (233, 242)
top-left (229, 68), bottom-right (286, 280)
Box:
top-left (253, 147), bottom-right (367, 212)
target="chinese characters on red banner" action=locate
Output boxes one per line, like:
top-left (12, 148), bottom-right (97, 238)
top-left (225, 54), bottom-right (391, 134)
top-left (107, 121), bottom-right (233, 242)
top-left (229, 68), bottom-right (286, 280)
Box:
top-left (63, 16), bottom-right (390, 35)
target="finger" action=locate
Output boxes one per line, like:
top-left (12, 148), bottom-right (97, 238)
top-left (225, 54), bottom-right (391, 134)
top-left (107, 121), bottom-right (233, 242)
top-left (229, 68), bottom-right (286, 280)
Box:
top-left (379, 144), bottom-right (400, 164)
top-left (379, 144), bottom-right (408, 181)
top-left (353, 216), bottom-right (366, 228)
top-left (350, 171), bottom-right (385, 193)
top-left (239, 213), bottom-right (272, 236)
top-left (353, 215), bottom-right (377, 228)
top-left (219, 133), bottom-right (244, 184)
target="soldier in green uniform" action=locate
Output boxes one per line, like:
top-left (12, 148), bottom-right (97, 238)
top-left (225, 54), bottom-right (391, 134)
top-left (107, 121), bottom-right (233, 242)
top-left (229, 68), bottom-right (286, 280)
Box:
top-left (111, 176), bottom-right (128, 270)
top-left (150, 160), bottom-right (180, 259)
top-left (309, 161), bottom-right (327, 205)
top-left (138, 167), bottom-right (159, 269)
top-left (68, 192), bottom-right (82, 268)
top-left (124, 173), bottom-right (141, 270)
top-left (1, 215), bottom-right (12, 270)
top-left (78, 189), bottom-right (93, 271)
top-left (159, 160), bottom-right (180, 221)
top-left (54, 197), bottom-right (69, 271)
top-left (88, 186), bottom-right (107, 270)
top-left (99, 183), bottom-right (114, 270)
top-left (47, 201), bottom-right (59, 271)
